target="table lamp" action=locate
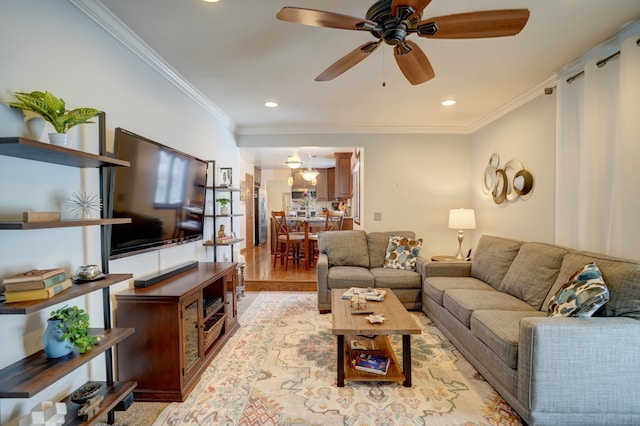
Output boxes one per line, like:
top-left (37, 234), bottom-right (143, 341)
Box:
top-left (448, 208), bottom-right (476, 260)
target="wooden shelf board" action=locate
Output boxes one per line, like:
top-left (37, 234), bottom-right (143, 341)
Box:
top-left (0, 218), bottom-right (131, 230)
top-left (0, 137), bottom-right (129, 168)
top-left (209, 186), bottom-right (241, 192)
top-left (62, 380), bottom-right (136, 426)
top-left (0, 328), bottom-right (135, 398)
top-left (0, 273), bottom-right (133, 315)
top-left (203, 238), bottom-right (244, 247)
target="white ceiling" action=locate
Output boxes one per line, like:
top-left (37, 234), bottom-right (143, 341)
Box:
top-left (93, 0), bottom-right (639, 169)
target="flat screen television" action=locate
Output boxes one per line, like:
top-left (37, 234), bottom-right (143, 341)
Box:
top-left (108, 128), bottom-right (208, 259)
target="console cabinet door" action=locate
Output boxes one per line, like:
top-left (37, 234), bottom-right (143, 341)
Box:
top-left (181, 292), bottom-right (201, 377)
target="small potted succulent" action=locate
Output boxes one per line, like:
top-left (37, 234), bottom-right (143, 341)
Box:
top-left (43, 305), bottom-right (103, 358)
top-left (6, 90), bottom-right (101, 148)
top-left (216, 198), bottom-right (232, 215)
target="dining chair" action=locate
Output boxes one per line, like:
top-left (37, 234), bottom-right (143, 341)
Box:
top-left (308, 211), bottom-right (344, 265)
top-left (272, 211), bottom-right (305, 270)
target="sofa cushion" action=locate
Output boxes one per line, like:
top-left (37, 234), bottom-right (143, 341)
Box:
top-left (367, 231), bottom-right (416, 268)
top-left (443, 289), bottom-right (536, 327)
top-left (424, 276), bottom-right (495, 305)
top-left (499, 242), bottom-right (569, 310)
top-left (370, 267), bottom-right (421, 289)
top-left (471, 310), bottom-right (547, 369)
top-left (327, 266), bottom-right (374, 289)
top-left (543, 252), bottom-right (640, 319)
top-left (547, 263), bottom-right (610, 317)
top-left (319, 230), bottom-right (370, 268)
top-left (471, 235), bottom-right (523, 289)
top-left (383, 235), bottom-right (423, 271)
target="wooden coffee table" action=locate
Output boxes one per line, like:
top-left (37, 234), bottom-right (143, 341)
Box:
top-left (331, 288), bottom-right (422, 387)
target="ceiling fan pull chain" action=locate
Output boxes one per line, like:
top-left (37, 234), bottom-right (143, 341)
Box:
top-left (382, 46), bottom-right (386, 87)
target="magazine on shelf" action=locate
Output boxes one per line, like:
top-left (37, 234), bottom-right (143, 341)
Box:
top-left (342, 287), bottom-right (386, 301)
top-left (349, 337), bottom-right (380, 351)
top-left (352, 353), bottom-right (390, 375)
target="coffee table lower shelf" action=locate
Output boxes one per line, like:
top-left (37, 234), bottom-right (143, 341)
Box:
top-left (339, 335), bottom-right (404, 385)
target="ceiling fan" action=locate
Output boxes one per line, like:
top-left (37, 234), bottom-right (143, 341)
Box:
top-left (276, 0), bottom-right (529, 85)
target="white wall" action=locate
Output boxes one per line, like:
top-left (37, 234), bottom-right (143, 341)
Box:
top-left (0, 2), bottom-right (238, 424)
top-left (469, 93), bottom-right (557, 249)
top-left (239, 133), bottom-right (472, 259)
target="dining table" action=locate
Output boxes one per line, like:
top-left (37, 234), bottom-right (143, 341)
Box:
top-left (288, 216), bottom-right (326, 269)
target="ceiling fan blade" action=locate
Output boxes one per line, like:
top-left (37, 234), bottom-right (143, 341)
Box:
top-left (315, 41), bottom-right (381, 82)
top-left (394, 40), bottom-right (435, 85)
top-left (391, 0), bottom-right (432, 19)
top-left (417, 9), bottom-right (530, 39)
top-left (276, 7), bottom-right (377, 31)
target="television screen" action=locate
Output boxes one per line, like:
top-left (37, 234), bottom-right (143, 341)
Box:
top-left (108, 128), bottom-right (208, 259)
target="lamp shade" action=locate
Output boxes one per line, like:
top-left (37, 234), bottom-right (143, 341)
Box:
top-left (448, 208), bottom-right (476, 229)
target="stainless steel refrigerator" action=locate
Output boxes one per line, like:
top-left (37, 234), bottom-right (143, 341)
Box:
top-left (254, 186), bottom-right (268, 246)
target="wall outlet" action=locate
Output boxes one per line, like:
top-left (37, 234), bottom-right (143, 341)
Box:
top-left (373, 212), bottom-right (382, 221)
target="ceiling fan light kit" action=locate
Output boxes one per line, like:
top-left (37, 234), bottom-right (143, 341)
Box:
top-left (277, 0), bottom-right (529, 85)
top-left (285, 156), bottom-right (303, 169)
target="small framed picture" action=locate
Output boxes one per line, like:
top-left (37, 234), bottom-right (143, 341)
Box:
top-left (239, 180), bottom-right (246, 203)
top-left (219, 167), bottom-right (232, 187)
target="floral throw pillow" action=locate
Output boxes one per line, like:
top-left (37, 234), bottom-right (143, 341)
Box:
top-left (547, 262), bottom-right (610, 317)
top-left (383, 236), bottom-right (423, 271)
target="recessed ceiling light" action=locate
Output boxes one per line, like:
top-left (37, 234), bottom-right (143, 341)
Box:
top-left (264, 101), bottom-right (279, 108)
top-left (441, 99), bottom-right (457, 106)
top-left (203, 0), bottom-right (219, 3)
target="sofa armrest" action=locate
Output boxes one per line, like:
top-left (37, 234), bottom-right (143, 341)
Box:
top-left (423, 261), bottom-right (472, 278)
top-left (316, 253), bottom-right (330, 312)
top-left (415, 255), bottom-right (430, 278)
top-left (518, 316), bottom-right (640, 418)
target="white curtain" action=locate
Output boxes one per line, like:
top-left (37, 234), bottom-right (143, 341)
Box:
top-left (555, 34), bottom-right (640, 260)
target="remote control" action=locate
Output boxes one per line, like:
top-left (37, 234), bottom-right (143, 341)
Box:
top-left (351, 310), bottom-right (374, 315)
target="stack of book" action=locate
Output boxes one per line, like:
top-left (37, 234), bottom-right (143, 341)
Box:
top-left (341, 287), bottom-right (386, 301)
top-left (2, 268), bottom-right (71, 303)
top-left (351, 352), bottom-right (391, 375)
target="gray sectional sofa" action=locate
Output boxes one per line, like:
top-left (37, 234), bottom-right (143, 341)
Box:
top-left (421, 235), bottom-right (640, 425)
top-left (316, 230), bottom-right (424, 313)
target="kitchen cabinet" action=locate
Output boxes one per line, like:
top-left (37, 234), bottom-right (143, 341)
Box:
top-left (290, 169), bottom-right (316, 190)
top-left (334, 152), bottom-right (353, 199)
top-left (115, 262), bottom-right (239, 402)
top-left (316, 169), bottom-right (328, 201)
top-left (327, 167), bottom-right (336, 201)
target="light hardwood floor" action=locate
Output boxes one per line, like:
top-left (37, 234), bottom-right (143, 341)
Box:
top-left (242, 243), bottom-right (316, 291)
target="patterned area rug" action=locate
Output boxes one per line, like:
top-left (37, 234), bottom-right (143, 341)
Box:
top-left (154, 292), bottom-right (522, 426)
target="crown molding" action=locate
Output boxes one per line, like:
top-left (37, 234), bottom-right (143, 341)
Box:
top-left (235, 125), bottom-right (467, 136)
top-left (467, 75), bottom-right (558, 134)
top-left (68, 0), bottom-right (237, 133)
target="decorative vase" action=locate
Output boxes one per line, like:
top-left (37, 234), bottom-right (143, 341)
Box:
top-left (43, 319), bottom-right (73, 358)
top-left (305, 205), bottom-right (311, 218)
top-left (220, 205), bottom-right (230, 215)
top-left (48, 132), bottom-right (73, 148)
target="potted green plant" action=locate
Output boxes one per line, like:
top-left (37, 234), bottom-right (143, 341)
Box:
top-left (7, 90), bottom-right (101, 148)
top-left (216, 198), bottom-right (232, 215)
top-left (43, 305), bottom-right (103, 358)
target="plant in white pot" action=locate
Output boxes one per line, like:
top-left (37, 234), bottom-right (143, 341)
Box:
top-left (216, 198), bottom-right (232, 215)
top-left (7, 90), bottom-right (101, 148)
